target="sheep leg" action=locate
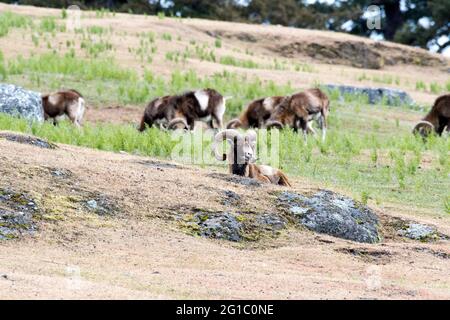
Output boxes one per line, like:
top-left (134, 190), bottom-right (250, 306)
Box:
top-left (211, 113), bottom-right (223, 129)
top-left (320, 114), bottom-right (327, 142)
top-left (307, 121), bottom-right (317, 136)
top-left (67, 102), bottom-right (81, 128)
top-left (255, 174), bottom-right (272, 184)
top-left (298, 118), bottom-right (309, 144)
top-left (212, 99), bottom-right (226, 129)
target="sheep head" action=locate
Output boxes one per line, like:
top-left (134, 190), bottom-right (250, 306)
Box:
top-left (412, 120), bottom-right (435, 138)
top-left (212, 129), bottom-right (257, 165)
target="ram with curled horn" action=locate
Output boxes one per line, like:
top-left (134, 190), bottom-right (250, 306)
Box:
top-left (212, 129), bottom-right (291, 186)
top-left (412, 94), bottom-right (450, 138)
top-left (266, 88), bottom-right (330, 142)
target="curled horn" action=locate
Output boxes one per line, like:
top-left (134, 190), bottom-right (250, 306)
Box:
top-left (168, 117), bottom-right (189, 130)
top-left (412, 120), bottom-right (435, 137)
top-left (212, 129), bottom-right (241, 161)
top-left (265, 120), bottom-right (284, 130)
top-left (226, 119), bottom-right (242, 129)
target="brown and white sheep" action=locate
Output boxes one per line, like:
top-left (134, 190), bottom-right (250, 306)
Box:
top-left (212, 129), bottom-right (291, 186)
top-left (413, 94), bottom-right (450, 137)
top-left (226, 96), bottom-right (285, 129)
top-left (139, 88), bottom-right (227, 131)
top-left (266, 88), bottom-right (330, 141)
top-left (138, 95), bottom-right (176, 131)
top-left (42, 89), bottom-right (85, 127)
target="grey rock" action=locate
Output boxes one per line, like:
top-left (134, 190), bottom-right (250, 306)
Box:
top-left (278, 190), bottom-right (380, 243)
top-left (86, 200), bottom-right (98, 210)
top-left (324, 84), bottom-right (415, 106)
top-left (256, 214), bottom-right (286, 231)
top-left (84, 195), bottom-right (118, 216)
top-left (194, 212), bottom-right (242, 242)
top-left (0, 83), bottom-right (44, 122)
top-left (398, 223), bottom-right (437, 240)
top-left (222, 190), bottom-right (241, 206)
top-left (0, 132), bottom-right (55, 149)
top-left (289, 206), bottom-right (309, 215)
top-left (0, 189), bottom-right (38, 240)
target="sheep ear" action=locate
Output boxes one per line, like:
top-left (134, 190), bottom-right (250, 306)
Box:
top-left (224, 96), bottom-right (233, 101)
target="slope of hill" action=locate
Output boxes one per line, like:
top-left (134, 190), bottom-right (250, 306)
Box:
top-left (1, 133), bottom-right (449, 299)
top-left (0, 3), bottom-right (449, 299)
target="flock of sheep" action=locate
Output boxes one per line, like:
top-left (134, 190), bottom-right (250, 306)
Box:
top-left (41, 87), bottom-right (449, 187)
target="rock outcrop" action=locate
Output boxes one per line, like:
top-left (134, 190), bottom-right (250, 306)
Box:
top-left (0, 83), bottom-right (44, 122)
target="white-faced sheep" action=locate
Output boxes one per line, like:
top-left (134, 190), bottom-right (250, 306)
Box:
top-left (413, 94), bottom-right (450, 137)
top-left (42, 89), bottom-right (85, 127)
top-left (266, 88), bottom-right (330, 141)
top-left (212, 129), bottom-right (291, 186)
top-left (226, 96), bottom-right (285, 129)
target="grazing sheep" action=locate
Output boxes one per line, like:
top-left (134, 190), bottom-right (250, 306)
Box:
top-left (212, 129), bottom-right (291, 186)
top-left (266, 88), bottom-right (330, 141)
top-left (413, 94), bottom-right (450, 138)
top-left (42, 89), bottom-right (85, 127)
top-left (138, 95), bottom-right (176, 131)
top-left (139, 88), bottom-right (227, 131)
top-left (226, 96), bottom-right (285, 129)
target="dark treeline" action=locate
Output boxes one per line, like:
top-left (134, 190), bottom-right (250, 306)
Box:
top-left (4, 0), bottom-right (449, 53)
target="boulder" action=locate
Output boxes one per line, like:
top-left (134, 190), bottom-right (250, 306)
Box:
top-left (0, 188), bottom-right (38, 240)
top-left (0, 83), bottom-right (44, 122)
top-left (397, 223), bottom-right (438, 241)
top-left (279, 190), bottom-right (380, 243)
top-left (194, 212), bottom-right (242, 242)
top-left (324, 84), bottom-right (415, 106)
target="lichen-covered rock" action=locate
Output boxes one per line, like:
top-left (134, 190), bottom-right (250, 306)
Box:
top-left (278, 190), bottom-right (380, 243)
top-left (194, 212), bottom-right (242, 242)
top-left (0, 189), bottom-right (38, 240)
top-left (256, 214), bottom-right (286, 231)
top-left (84, 194), bottom-right (119, 216)
top-left (324, 84), bottom-right (414, 106)
top-left (397, 223), bottom-right (438, 241)
top-left (0, 83), bottom-right (44, 122)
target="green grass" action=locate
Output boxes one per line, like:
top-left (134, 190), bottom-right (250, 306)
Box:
top-left (1, 104), bottom-right (448, 214)
top-left (0, 50), bottom-right (6, 80)
top-left (6, 52), bottom-right (137, 81)
top-left (220, 55), bottom-right (260, 69)
top-left (0, 12), bottom-right (32, 37)
top-left (162, 33), bottom-right (172, 41)
top-left (39, 17), bottom-right (58, 33)
top-left (87, 25), bottom-right (106, 35)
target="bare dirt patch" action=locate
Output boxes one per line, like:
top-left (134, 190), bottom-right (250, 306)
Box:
top-left (0, 137), bottom-right (449, 299)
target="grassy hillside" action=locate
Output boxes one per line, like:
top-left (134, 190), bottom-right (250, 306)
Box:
top-left (0, 4), bottom-right (449, 217)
